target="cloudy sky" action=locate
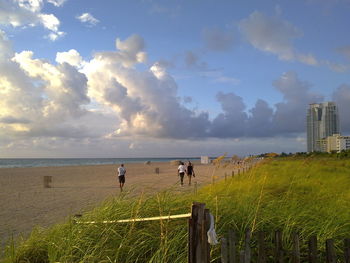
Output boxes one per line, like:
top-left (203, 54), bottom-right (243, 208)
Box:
top-left (1, 0), bottom-right (350, 158)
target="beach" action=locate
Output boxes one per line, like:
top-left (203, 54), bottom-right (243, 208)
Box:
top-left (0, 161), bottom-right (232, 247)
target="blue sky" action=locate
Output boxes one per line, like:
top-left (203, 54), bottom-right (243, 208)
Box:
top-left (1, 0), bottom-right (350, 157)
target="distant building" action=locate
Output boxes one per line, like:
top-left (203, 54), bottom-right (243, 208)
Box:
top-left (317, 134), bottom-right (350, 153)
top-left (307, 102), bottom-right (340, 152)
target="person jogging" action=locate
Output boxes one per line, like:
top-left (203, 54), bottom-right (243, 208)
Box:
top-left (117, 163), bottom-right (126, 191)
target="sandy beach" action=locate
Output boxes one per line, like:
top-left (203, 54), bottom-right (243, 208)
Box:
top-left (0, 161), bottom-right (233, 247)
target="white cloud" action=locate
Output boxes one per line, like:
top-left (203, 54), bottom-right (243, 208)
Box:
top-left (0, 0), bottom-right (64, 41)
top-left (39, 13), bottom-right (60, 31)
top-left (17, 0), bottom-right (43, 13)
top-left (47, 0), bottom-right (67, 7)
top-left (239, 11), bottom-right (319, 66)
top-left (76, 12), bottom-right (99, 26)
top-left (56, 49), bottom-right (83, 67)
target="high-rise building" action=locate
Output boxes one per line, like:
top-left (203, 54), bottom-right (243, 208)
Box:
top-left (307, 102), bottom-right (340, 152)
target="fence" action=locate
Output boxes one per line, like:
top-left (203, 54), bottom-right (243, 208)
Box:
top-left (220, 228), bottom-right (350, 263)
top-left (74, 201), bottom-right (349, 263)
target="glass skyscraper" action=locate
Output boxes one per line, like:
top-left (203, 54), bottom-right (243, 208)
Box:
top-left (307, 102), bottom-right (340, 152)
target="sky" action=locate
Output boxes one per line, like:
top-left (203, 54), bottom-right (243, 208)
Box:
top-left (1, 0), bottom-right (350, 158)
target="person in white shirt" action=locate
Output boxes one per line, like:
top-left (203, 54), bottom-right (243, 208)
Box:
top-left (178, 161), bottom-right (186, 186)
top-left (117, 164), bottom-right (126, 191)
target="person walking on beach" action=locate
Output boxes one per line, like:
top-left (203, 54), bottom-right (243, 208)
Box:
top-left (178, 161), bottom-right (186, 186)
top-left (186, 161), bottom-right (195, 186)
top-left (117, 164), bottom-right (126, 191)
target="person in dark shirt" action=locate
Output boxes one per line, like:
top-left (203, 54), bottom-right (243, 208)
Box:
top-left (186, 161), bottom-right (195, 185)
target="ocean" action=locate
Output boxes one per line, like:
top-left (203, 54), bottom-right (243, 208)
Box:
top-left (0, 158), bottom-right (200, 169)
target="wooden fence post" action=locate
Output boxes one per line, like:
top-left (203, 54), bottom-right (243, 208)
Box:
top-left (188, 203), bottom-right (210, 263)
top-left (274, 230), bottom-right (284, 263)
top-left (344, 238), bottom-right (350, 263)
top-left (244, 228), bottom-right (251, 263)
top-left (231, 171), bottom-right (235, 178)
top-left (292, 232), bottom-right (300, 263)
top-left (228, 230), bottom-right (237, 263)
top-left (221, 237), bottom-right (228, 263)
top-left (308, 235), bottom-right (318, 263)
top-left (257, 231), bottom-right (266, 263)
top-left (326, 239), bottom-right (336, 263)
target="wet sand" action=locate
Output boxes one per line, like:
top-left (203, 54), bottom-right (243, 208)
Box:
top-left (0, 161), bottom-right (232, 247)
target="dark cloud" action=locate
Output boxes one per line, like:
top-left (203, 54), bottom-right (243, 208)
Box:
top-left (272, 71), bottom-right (324, 133)
top-left (202, 27), bottom-right (235, 51)
top-left (246, 99), bottom-right (273, 137)
top-left (210, 92), bottom-right (247, 138)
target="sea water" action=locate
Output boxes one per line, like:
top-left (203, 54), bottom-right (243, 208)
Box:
top-left (0, 158), bottom-right (200, 169)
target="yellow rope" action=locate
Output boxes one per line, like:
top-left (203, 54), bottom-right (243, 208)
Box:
top-left (75, 213), bottom-right (192, 224)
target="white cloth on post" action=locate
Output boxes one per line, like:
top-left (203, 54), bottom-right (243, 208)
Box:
top-left (207, 213), bottom-right (219, 245)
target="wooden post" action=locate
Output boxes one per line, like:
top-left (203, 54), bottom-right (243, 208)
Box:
top-left (326, 239), bottom-right (336, 263)
top-left (231, 171), bottom-right (234, 178)
top-left (188, 203), bottom-right (210, 263)
top-left (221, 237), bottom-right (228, 263)
top-left (43, 176), bottom-right (52, 188)
top-left (239, 251), bottom-right (245, 263)
top-left (344, 238), bottom-right (350, 263)
top-left (274, 230), bottom-right (284, 263)
top-left (308, 235), bottom-right (318, 263)
top-left (244, 228), bottom-right (251, 263)
top-left (228, 230), bottom-right (237, 263)
top-left (155, 167), bottom-right (160, 174)
top-left (292, 232), bottom-right (300, 263)
top-left (257, 231), bottom-right (266, 263)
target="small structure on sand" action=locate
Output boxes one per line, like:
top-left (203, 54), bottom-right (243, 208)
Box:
top-left (201, 156), bottom-right (210, 164)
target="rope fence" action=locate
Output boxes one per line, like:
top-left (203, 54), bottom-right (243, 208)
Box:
top-left (74, 213), bottom-right (191, 224)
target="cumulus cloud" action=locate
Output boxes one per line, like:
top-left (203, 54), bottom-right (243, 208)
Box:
top-left (239, 11), bottom-right (318, 66)
top-left (0, 32), bottom-right (106, 142)
top-left (272, 71), bottom-right (323, 133)
top-left (76, 13), bottom-right (99, 26)
top-left (2, 31), bottom-right (350, 158)
top-left (0, 0), bottom-right (64, 40)
top-left (56, 49), bottom-right (84, 67)
top-left (202, 27), bottom-right (235, 51)
top-left (84, 35), bottom-right (211, 139)
top-left (247, 99), bottom-right (274, 137)
top-left (210, 92), bottom-right (247, 137)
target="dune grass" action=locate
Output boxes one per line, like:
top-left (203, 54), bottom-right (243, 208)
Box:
top-left (2, 156), bottom-right (350, 262)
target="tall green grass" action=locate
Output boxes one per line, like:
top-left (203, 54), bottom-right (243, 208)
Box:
top-left (2, 157), bottom-right (350, 262)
